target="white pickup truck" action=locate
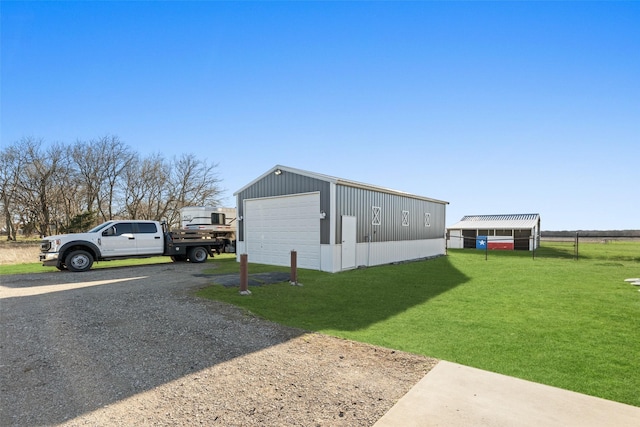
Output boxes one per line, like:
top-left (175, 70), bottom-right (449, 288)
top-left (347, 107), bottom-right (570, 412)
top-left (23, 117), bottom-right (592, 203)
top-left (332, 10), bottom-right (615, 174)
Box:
top-left (39, 220), bottom-right (224, 272)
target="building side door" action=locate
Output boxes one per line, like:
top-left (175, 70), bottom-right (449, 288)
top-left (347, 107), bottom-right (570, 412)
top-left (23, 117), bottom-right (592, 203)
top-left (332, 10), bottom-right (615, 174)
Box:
top-left (341, 216), bottom-right (357, 270)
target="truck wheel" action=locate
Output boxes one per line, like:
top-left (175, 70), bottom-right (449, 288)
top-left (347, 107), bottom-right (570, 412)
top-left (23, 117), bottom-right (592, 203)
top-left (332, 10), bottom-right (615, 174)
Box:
top-left (188, 247), bottom-right (208, 263)
top-left (65, 250), bottom-right (94, 272)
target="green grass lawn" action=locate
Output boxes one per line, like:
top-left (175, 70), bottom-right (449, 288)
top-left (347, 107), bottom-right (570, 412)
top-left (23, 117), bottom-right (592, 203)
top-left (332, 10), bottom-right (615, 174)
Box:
top-left (197, 243), bottom-right (640, 407)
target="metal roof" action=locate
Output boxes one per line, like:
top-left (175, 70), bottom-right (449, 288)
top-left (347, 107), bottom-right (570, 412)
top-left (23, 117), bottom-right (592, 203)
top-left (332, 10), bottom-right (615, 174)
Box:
top-left (235, 164), bottom-right (449, 205)
top-left (448, 214), bottom-right (540, 230)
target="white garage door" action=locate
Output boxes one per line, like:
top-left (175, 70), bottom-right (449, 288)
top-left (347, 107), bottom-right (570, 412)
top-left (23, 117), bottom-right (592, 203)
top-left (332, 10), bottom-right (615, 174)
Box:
top-left (245, 192), bottom-right (320, 270)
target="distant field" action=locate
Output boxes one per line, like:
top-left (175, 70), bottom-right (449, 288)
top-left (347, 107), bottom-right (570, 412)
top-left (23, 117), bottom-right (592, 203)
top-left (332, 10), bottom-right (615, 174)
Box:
top-left (0, 242), bottom-right (40, 265)
top-left (537, 239), bottom-right (640, 262)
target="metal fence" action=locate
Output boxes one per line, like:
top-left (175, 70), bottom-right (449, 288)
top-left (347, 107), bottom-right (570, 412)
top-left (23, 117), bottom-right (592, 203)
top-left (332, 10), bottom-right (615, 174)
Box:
top-left (449, 234), bottom-right (640, 261)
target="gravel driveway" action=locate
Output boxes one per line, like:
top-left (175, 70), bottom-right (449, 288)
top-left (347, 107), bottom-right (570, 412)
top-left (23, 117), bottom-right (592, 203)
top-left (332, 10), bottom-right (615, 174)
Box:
top-left (0, 262), bottom-right (435, 426)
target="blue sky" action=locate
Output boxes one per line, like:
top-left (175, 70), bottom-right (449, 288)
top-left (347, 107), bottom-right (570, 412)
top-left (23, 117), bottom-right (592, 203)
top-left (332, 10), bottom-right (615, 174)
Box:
top-left (2, 1), bottom-right (638, 230)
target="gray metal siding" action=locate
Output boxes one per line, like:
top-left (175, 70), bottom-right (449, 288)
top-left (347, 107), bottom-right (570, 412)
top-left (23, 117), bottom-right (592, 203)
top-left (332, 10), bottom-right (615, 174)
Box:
top-left (336, 185), bottom-right (446, 244)
top-left (236, 170), bottom-right (331, 243)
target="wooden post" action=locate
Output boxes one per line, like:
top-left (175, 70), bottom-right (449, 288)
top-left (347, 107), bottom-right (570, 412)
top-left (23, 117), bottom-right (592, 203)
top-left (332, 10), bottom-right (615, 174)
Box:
top-left (290, 250), bottom-right (302, 286)
top-left (290, 250), bottom-right (297, 285)
top-left (239, 253), bottom-right (251, 295)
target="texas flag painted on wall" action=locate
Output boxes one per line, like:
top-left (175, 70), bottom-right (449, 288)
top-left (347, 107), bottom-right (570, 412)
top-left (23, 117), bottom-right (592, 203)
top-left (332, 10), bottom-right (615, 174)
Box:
top-left (476, 235), bottom-right (515, 250)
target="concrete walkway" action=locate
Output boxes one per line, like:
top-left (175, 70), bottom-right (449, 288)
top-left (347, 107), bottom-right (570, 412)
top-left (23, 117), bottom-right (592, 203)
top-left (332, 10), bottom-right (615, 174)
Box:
top-left (374, 361), bottom-right (640, 427)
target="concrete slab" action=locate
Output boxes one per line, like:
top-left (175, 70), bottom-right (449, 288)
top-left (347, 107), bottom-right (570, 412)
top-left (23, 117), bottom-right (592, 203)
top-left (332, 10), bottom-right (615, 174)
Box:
top-left (374, 361), bottom-right (640, 427)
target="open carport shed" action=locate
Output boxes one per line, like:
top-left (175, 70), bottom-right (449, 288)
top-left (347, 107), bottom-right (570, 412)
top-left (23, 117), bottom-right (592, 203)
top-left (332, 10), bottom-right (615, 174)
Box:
top-left (447, 213), bottom-right (541, 251)
top-left (234, 165), bottom-right (449, 272)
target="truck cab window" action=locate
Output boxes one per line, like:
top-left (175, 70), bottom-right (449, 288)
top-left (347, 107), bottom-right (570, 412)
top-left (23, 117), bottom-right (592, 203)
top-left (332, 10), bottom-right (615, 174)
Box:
top-left (104, 223), bottom-right (133, 237)
top-left (116, 223), bottom-right (134, 235)
top-left (136, 223), bottom-right (158, 233)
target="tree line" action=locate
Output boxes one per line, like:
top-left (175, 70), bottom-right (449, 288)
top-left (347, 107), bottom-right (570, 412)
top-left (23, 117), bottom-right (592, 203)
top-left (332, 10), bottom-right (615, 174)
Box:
top-left (1, 136), bottom-right (223, 240)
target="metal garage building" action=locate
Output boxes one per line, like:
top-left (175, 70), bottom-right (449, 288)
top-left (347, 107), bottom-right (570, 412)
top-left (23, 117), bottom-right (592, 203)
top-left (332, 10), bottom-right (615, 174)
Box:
top-left (447, 213), bottom-right (541, 251)
top-left (234, 165), bottom-right (449, 272)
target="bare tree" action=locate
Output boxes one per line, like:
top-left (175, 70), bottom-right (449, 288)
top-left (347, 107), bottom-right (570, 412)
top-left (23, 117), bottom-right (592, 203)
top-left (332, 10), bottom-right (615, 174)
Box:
top-left (71, 140), bottom-right (102, 214)
top-left (122, 153), bottom-right (223, 227)
top-left (50, 146), bottom-right (84, 233)
top-left (171, 153), bottom-right (223, 206)
top-left (10, 138), bottom-right (66, 236)
top-left (165, 153), bottom-right (223, 226)
top-left (72, 135), bottom-right (134, 222)
top-left (122, 153), bottom-right (170, 221)
top-left (0, 143), bottom-right (27, 240)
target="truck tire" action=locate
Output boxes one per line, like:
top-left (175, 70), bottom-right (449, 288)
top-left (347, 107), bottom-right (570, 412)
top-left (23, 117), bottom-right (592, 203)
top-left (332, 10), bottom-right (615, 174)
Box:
top-left (65, 250), bottom-right (94, 272)
top-left (188, 246), bottom-right (208, 263)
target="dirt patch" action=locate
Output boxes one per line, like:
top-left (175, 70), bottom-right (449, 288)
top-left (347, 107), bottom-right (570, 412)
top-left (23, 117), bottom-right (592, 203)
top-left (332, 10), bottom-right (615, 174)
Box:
top-left (65, 334), bottom-right (436, 426)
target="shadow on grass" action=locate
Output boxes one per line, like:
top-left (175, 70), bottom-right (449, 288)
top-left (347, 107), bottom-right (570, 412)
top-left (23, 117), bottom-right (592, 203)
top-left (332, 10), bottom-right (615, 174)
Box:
top-left (198, 255), bottom-right (471, 332)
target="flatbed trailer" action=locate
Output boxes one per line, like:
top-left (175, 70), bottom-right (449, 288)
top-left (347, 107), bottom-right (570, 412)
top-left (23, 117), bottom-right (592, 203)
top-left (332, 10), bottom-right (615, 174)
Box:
top-left (164, 229), bottom-right (225, 262)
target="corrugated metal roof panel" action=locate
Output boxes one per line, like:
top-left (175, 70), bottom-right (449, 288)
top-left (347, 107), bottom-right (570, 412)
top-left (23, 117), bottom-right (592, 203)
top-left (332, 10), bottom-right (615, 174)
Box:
top-left (235, 164), bottom-right (449, 205)
top-left (448, 214), bottom-right (540, 230)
